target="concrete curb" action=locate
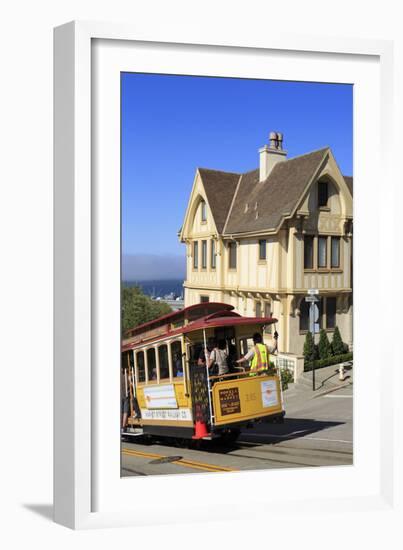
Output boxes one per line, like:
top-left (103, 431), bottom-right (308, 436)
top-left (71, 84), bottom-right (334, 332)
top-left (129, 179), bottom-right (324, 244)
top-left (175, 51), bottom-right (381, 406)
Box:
top-left (311, 380), bottom-right (353, 399)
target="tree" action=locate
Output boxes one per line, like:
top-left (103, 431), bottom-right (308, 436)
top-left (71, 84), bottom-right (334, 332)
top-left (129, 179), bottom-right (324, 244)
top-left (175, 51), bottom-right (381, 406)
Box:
top-left (303, 331), bottom-right (316, 363)
top-left (122, 285), bottom-right (172, 334)
top-left (331, 326), bottom-right (345, 356)
top-left (318, 329), bottom-right (331, 360)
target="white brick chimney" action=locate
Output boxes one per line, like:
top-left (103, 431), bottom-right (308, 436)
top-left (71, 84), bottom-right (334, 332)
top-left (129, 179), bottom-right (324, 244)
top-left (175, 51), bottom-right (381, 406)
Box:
top-left (259, 131), bottom-right (287, 181)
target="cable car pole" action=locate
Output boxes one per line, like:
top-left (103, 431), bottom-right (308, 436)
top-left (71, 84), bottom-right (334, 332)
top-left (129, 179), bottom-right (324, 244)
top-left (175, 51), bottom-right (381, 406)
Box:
top-left (203, 328), bottom-right (214, 429)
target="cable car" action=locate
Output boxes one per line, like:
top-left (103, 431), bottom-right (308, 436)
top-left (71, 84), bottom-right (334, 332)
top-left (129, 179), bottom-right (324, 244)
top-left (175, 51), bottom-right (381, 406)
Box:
top-left (121, 302), bottom-right (285, 443)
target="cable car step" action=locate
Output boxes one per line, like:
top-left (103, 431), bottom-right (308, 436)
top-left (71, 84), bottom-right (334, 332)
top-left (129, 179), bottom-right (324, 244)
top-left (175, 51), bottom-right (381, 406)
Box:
top-left (122, 428), bottom-right (144, 437)
top-left (201, 434), bottom-right (220, 440)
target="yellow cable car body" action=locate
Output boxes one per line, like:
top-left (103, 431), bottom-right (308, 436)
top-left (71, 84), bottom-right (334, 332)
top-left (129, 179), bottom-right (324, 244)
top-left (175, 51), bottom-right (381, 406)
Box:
top-left (121, 302), bottom-right (285, 441)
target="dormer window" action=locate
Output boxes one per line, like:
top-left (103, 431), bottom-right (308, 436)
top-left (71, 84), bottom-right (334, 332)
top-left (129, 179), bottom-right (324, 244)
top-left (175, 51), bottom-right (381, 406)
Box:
top-left (201, 201), bottom-right (207, 222)
top-left (318, 181), bottom-right (329, 208)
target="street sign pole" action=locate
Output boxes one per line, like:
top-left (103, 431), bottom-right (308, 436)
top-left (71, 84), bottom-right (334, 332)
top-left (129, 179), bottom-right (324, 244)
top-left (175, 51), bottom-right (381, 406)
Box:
top-left (309, 302), bottom-right (315, 391)
top-left (306, 290), bottom-right (319, 392)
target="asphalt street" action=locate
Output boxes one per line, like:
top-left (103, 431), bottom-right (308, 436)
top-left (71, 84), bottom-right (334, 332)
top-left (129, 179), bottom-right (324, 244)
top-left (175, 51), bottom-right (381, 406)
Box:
top-left (121, 383), bottom-right (353, 476)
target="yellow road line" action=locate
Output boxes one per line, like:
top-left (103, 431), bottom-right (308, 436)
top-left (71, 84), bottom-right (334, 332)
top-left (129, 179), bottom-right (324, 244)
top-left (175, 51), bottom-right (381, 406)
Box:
top-left (176, 459), bottom-right (238, 472)
top-left (122, 448), bottom-right (237, 473)
top-left (122, 448), bottom-right (162, 460)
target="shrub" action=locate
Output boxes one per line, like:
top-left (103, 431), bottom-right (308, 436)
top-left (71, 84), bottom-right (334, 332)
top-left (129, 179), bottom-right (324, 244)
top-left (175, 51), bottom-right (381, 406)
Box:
top-left (280, 368), bottom-right (294, 391)
top-left (304, 352), bottom-right (353, 372)
top-left (331, 326), bottom-right (345, 356)
top-left (303, 331), bottom-right (317, 363)
top-left (318, 329), bottom-right (331, 360)
top-left (264, 362), bottom-right (294, 390)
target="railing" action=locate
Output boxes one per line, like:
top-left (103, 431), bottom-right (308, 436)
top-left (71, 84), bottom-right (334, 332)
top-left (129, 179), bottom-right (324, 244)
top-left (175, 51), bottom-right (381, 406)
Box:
top-left (273, 353), bottom-right (304, 382)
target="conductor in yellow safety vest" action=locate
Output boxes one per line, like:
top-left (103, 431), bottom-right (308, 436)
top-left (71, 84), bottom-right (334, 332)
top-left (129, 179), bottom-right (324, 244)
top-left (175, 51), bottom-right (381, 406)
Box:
top-left (236, 331), bottom-right (278, 375)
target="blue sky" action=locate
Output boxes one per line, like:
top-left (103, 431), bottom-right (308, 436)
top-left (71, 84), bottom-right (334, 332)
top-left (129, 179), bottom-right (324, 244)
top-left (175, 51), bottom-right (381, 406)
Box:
top-left (121, 73), bottom-right (352, 279)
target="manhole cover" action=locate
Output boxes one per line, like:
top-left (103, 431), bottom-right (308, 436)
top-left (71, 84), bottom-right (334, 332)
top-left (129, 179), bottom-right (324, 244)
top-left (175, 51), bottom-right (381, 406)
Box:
top-left (149, 455), bottom-right (183, 465)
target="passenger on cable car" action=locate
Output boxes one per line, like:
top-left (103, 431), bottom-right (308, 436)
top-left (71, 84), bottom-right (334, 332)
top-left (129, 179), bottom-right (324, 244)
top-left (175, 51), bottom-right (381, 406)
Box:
top-left (197, 339), bottom-right (214, 367)
top-left (208, 339), bottom-right (229, 376)
top-left (173, 352), bottom-right (183, 377)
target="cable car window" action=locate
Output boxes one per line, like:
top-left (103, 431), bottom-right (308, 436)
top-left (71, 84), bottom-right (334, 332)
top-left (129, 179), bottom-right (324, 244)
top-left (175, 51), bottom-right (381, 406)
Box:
top-left (171, 341), bottom-right (183, 377)
top-left (158, 345), bottom-right (169, 380)
top-left (189, 343), bottom-right (204, 367)
top-left (147, 348), bottom-right (157, 381)
top-left (136, 351), bottom-right (145, 383)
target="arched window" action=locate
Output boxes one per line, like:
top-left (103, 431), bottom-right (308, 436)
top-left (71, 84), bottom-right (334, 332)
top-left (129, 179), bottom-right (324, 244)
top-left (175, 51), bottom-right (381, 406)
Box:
top-left (136, 351), bottom-right (145, 383)
top-left (158, 345), bottom-right (169, 380)
top-left (318, 181), bottom-right (329, 207)
top-left (147, 348), bottom-right (156, 381)
top-left (201, 200), bottom-right (207, 222)
top-left (171, 341), bottom-right (183, 377)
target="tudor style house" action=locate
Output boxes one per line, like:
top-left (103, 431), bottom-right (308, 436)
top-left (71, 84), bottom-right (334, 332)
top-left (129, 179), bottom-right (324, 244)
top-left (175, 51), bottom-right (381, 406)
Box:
top-left (179, 132), bottom-right (353, 355)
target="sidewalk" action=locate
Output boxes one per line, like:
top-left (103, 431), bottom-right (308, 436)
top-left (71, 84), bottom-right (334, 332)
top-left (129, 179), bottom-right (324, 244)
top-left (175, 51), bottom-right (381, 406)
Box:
top-left (284, 361), bottom-right (353, 406)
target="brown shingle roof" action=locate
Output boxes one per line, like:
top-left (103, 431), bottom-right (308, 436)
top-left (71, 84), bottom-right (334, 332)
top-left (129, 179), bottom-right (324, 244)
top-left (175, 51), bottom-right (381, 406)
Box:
top-left (198, 168), bottom-right (240, 233)
top-left (344, 175), bottom-right (353, 195)
top-left (224, 148), bottom-right (329, 234)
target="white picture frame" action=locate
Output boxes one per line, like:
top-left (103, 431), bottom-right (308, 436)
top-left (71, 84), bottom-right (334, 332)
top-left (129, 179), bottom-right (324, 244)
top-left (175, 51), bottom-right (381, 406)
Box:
top-left (54, 21), bottom-right (398, 530)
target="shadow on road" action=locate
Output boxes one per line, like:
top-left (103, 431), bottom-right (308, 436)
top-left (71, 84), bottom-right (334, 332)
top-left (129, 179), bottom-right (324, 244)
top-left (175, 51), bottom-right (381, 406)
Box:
top-left (203, 417), bottom-right (346, 453)
top-left (122, 417), bottom-right (347, 454)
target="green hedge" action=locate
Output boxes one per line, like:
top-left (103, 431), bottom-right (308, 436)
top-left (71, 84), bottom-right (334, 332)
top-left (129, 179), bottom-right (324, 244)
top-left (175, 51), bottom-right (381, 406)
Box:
top-left (304, 352), bottom-right (353, 372)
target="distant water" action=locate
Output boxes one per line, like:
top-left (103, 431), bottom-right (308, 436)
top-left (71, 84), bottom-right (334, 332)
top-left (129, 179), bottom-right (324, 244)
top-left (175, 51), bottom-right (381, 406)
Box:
top-left (123, 279), bottom-right (184, 298)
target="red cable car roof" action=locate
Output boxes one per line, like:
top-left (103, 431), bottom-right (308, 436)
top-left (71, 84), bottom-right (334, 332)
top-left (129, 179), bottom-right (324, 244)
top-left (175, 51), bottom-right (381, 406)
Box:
top-left (182, 314), bottom-right (277, 334)
top-left (124, 301), bottom-right (234, 338)
top-left (122, 307), bottom-right (278, 351)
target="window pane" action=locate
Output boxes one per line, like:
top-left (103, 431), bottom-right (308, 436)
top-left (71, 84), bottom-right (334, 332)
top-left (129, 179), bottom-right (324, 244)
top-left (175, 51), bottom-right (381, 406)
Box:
top-left (264, 302), bottom-right (272, 333)
top-left (202, 240), bottom-right (207, 268)
top-left (200, 295), bottom-right (209, 303)
top-left (211, 240), bottom-right (216, 269)
top-left (299, 299), bottom-right (310, 331)
top-left (318, 181), bottom-right (328, 207)
top-left (136, 351), bottom-right (145, 383)
top-left (304, 235), bottom-right (314, 269)
top-left (300, 297), bottom-right (323, 331)
top-left (171, 341), bottom-right (183, 377)
top-left (331, 237), bottom-right (340, 268)
top-left (318, 297), bottom-right (324, 329)
top-left (256, 302), bottom-right (262, 317)
top-left (147, 348), bottom-right (157, 381)
top-left (318, 237), bottom-right (327, 268)
top-left (193, 241), bottom-right (198, 269)
top-left (259, 239), bottom-right (266, 260)
top-left (201, 201), bottom-right (207, 221)
top-left (229, 242), bottom-right (237, 269)
top-left (158, 345), bottom-right (169, 379)
top-left (326, 297), bottom-right (337, 329)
